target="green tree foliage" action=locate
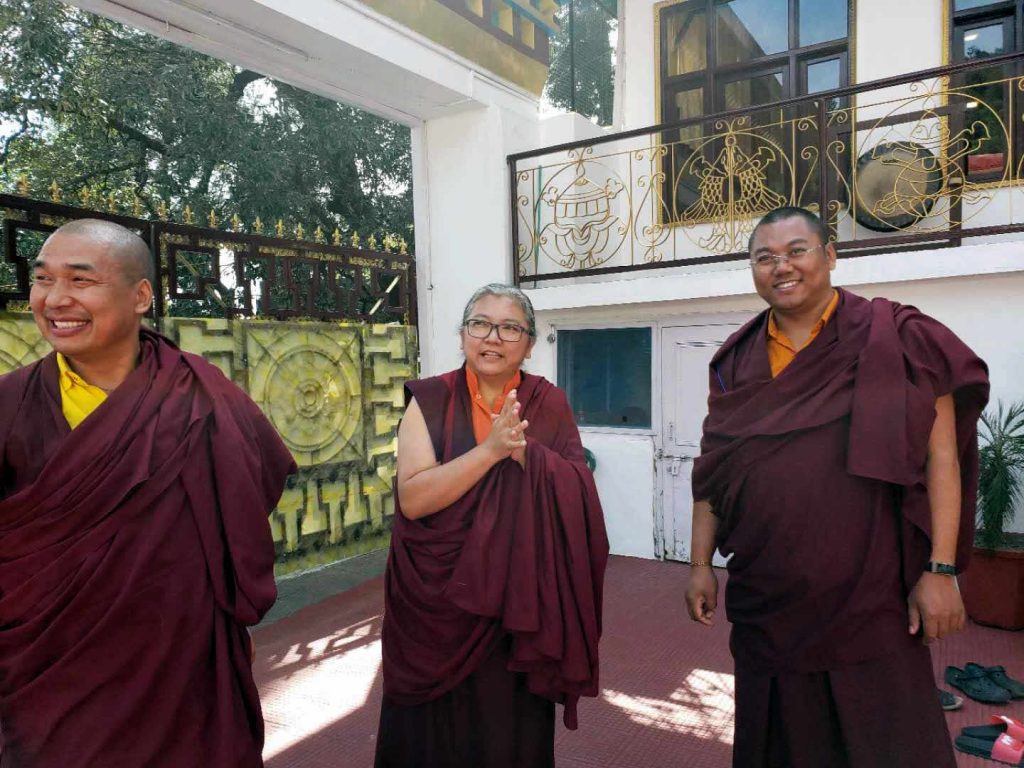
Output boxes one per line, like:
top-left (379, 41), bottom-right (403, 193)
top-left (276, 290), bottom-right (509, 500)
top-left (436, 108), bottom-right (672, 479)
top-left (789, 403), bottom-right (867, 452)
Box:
top-left (0, 0), bottom-right (412, 241)
top-left (544, 0), bottom-right (616, 126)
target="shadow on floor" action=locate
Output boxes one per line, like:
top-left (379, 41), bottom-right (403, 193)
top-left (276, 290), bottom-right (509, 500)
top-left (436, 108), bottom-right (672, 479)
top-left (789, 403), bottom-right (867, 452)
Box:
top-left (254, 555), bottom-right (1023, 768)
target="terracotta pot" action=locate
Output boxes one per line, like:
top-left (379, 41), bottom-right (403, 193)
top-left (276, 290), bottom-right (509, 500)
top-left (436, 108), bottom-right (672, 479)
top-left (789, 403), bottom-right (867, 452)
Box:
top-left (960, 546), bottom-right (1024, 630)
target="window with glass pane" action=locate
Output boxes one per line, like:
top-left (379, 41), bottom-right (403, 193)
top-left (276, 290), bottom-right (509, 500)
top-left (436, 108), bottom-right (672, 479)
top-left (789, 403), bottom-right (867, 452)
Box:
top-left (716, 0), bottom-right (788, 65)
top-left (658, 0), bottom-right (849, 219)
top-left (721, 71), bottom-right (786, 110)
top-left (955, 0), bottom-right (1000, 9)
top-left (806, 58), bottom-right (841, 94)
top-left (951, 2), bottom-right (1020, 179)
top-left (557, 328), bottom-right (652, 429)
top-left (666, 5), bottom-right (707, 76)
top-left (799, 0), bottom-right (848, 46)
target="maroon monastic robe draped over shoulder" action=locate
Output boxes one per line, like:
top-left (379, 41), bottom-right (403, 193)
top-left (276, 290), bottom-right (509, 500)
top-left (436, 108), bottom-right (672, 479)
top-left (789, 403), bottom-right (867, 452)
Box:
top-left (378, 367), bottom-right (608, 745)
top-left (0, 330), bottom-right (295, 768)
top-left (692, 288), bottom-right (989, 768)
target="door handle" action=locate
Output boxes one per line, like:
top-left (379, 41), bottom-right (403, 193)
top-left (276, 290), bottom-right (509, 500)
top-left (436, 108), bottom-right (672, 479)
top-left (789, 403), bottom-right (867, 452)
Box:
top-left (668, 421), bottom-right (674, 441)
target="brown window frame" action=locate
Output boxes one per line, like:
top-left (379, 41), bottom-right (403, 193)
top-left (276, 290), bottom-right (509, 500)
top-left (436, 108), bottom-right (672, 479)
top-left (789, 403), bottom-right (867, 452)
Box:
top-left (658, 0), bottom-right (852, 126)
top-left (949, 0), bottom-right (1023, 183)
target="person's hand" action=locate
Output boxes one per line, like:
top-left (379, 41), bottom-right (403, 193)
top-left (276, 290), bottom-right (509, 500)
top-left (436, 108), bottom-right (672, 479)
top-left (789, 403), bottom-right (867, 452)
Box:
top-left (908, 571), bottom-right (965, 644)
top-left (685, 565), bottom-right (718, 627)
top-left (509, 441), bottom-right (527, 468)
top-left (482, 390), bottom-right (528, 464)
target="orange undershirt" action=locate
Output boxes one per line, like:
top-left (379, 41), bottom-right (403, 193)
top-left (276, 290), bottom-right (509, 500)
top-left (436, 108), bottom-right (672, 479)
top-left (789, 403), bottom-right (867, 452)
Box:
top-left (466, 366), bottom-right (522, 444)
top-left (766, 290), bottom-right (839, 377)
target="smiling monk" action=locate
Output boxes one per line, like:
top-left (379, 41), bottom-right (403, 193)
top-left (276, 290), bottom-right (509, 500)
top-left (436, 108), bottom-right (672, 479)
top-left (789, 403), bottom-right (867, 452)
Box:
top-left (684, 207), bottom-right (989, 768)
top-left (0, 219), bottom-right (295, 767)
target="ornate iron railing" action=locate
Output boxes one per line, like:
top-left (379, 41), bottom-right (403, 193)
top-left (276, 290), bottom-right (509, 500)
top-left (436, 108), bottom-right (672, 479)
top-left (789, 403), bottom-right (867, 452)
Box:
top-left (510, 51), bottom-right (1024, 284)
top-left (0, 194), bottom-right (416, 326)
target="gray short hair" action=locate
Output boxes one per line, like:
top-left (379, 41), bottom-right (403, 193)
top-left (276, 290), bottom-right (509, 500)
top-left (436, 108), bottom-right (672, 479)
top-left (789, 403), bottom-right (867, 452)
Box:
top-left (460, 283), bottom-right (537, 338)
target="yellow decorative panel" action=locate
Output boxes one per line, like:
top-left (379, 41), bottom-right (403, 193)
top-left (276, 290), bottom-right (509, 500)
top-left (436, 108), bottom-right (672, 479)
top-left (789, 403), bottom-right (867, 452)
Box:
top-left (356, 0), bottom-right (552, 95)
top-left (0, 313), bottom-right (48, 376)
top-left (163, 318), bottom-right (239, 383)
top-left (245, 322), bottom-right (364, 468)
top-left (0, 310), bottom-right (419, 575)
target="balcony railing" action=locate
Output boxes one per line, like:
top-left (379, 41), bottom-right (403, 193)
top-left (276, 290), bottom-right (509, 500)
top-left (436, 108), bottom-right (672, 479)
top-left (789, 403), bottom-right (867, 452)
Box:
top-left (509, 51), bottom-right (1024, 285)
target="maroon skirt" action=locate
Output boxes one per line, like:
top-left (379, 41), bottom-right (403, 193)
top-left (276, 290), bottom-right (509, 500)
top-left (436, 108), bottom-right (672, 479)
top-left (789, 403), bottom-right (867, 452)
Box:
top-left (374, 636), bottom-right (554, 768)
top-left (733, 643), bottom-right (955, 768)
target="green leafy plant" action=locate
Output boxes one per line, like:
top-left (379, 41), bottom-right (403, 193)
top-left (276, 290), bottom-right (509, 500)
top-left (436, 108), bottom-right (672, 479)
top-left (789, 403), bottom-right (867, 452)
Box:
top-left (976, 401), bottom-right (1024, 549)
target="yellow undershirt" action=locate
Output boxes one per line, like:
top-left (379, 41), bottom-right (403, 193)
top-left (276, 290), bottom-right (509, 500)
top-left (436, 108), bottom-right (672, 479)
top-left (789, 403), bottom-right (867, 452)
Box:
top-left (56, 353), bottom-right (107, 429)
top-left (766, 290), bottom-right (839, 377)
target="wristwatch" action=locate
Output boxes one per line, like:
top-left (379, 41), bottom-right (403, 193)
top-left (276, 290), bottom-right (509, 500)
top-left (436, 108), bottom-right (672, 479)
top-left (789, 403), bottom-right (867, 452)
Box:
top-left (925, 561), bottom-right (957, 576)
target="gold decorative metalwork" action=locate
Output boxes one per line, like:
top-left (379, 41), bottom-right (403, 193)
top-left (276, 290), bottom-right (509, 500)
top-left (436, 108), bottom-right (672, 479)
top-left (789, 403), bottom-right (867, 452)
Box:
top-left (367, 233), bottom-right (378, 250)
top-left (351, 230), bottom-right (361, 248)
top-left (332, 227), bottom-right (343, 246)
top-left (132, 197), bottom-right (143, 217)
top-left (15, 175), bottom-right (29, 196)
top-left (295, 223), bottom-right (305, 241)
top-left (275, 219), bottom-right (285, 238)
top-left (49, 181), bottom-right (62, 203)
top-left (183, 205), bottom-right (194, 225)
top-left (253, 216), bottom-right (264, 234)
top-left (399, 237), bottom-right (408, 254)
top-left (231, 213), bottom-right (242, 232)
top-left (208, 209), bottom-right (218, 228)
top-left (157, 200), bottom-right (169, 221)
top-left (314, 225), bottom-right (325, 243)
top-left (516, 60), bottom-right (1024, 280)
top-left (78, 186), bottom-right (93, 208)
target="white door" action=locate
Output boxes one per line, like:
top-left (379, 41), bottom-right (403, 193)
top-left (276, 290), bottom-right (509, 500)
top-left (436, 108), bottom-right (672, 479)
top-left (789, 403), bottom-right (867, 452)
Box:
top-left (659, 317), bottom-right (749, 562)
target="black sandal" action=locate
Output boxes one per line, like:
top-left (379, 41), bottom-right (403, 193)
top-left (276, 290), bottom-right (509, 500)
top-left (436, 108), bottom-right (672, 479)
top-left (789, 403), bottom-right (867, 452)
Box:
top-left (966, 663), bottom-right (1024, 699)
top-left (946, 664), bottom-right (1012, 704)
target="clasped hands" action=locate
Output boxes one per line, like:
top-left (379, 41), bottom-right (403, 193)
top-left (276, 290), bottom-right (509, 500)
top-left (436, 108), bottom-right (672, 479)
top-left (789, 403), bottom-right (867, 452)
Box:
top-left (483, 390), bottom-right (529, 468)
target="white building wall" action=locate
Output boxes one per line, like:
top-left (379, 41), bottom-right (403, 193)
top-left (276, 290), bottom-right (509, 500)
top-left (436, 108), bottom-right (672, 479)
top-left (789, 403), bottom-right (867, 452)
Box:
top-left (525, 262), bottom-right (1024, 556)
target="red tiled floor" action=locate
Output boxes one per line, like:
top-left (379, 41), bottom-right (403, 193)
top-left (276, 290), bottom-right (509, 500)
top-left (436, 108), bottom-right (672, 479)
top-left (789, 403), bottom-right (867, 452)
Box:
top-left (253, 556), bottom-right (1024, 768)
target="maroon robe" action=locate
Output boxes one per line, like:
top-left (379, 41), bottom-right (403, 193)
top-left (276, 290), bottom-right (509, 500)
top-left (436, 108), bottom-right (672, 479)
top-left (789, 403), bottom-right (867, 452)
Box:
top-left (0, 330), bottom-right (295, 768)
top-left (692, 288), bottom-right (988, 768)
top-left (375, 367), bottom-right (608, 767)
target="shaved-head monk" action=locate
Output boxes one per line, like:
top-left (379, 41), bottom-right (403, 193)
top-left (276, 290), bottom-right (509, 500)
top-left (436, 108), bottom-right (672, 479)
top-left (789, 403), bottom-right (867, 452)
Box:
top-left (685, 207), bottom-right (989, 768)
top-left (0, 219), bottom-right (295, 766)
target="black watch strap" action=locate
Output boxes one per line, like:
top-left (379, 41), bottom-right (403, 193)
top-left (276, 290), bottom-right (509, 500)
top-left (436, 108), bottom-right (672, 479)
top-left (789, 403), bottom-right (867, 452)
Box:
top-left (925, 561), bottom-right (957, 576)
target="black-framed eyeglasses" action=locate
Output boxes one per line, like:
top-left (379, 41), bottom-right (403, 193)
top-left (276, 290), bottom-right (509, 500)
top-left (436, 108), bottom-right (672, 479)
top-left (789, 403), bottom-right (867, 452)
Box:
top-left (749, 243), bottom-right (826, 270)
top-left (464, 318), bottom-right (528, 342)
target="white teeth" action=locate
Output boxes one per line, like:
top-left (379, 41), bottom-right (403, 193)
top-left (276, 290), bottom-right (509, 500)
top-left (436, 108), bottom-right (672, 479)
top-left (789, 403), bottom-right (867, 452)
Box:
top-left (776, 281), bottom-right (798, 289)
top-left (53, 320), bottom-right (87, 329)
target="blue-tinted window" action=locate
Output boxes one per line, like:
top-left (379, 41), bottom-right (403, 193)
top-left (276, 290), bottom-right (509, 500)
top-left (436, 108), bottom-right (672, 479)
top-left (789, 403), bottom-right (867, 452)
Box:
top-left (955, 0), bottom-right (999, 10)
top-left (799, 0), bottom-right (848, 46)
top-left (557, 328), bottom-right (651, 429)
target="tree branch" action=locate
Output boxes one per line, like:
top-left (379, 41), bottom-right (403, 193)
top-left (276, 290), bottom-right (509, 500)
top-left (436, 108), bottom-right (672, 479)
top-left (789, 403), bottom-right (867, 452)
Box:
top-left (228, 69), bottom-right (266, 104)
top-left (68, 159), bottom-right (146, 188)
top-left (0, 115), bottom-right (30, 165)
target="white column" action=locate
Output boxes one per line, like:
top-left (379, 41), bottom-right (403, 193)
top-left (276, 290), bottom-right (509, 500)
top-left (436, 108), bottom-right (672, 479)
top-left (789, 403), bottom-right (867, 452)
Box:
top-left (412, 90), bottom-right (541, 376)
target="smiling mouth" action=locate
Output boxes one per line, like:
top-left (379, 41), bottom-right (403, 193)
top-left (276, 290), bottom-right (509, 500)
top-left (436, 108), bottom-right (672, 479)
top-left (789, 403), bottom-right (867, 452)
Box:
top-left (48, 319), bottom-right (90, 334)
top-left (774, 280), bottom-right (800, 290)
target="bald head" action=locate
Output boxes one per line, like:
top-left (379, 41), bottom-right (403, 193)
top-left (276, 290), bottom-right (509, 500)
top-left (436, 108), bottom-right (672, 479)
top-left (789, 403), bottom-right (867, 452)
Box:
top-left (45, 219), bottom-right (155, 287)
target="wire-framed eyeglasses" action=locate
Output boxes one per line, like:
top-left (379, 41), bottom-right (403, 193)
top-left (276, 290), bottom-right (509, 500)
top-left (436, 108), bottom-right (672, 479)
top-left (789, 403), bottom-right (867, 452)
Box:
top-left (749, 243), bottom-right (826, 270)
top-left (464, 318), bottom-right (529, 342)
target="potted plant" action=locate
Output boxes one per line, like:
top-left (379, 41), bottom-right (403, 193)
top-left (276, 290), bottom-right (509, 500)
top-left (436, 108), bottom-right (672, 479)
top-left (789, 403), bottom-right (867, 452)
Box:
top-left (960, 401), bottom-right (1024, 630)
